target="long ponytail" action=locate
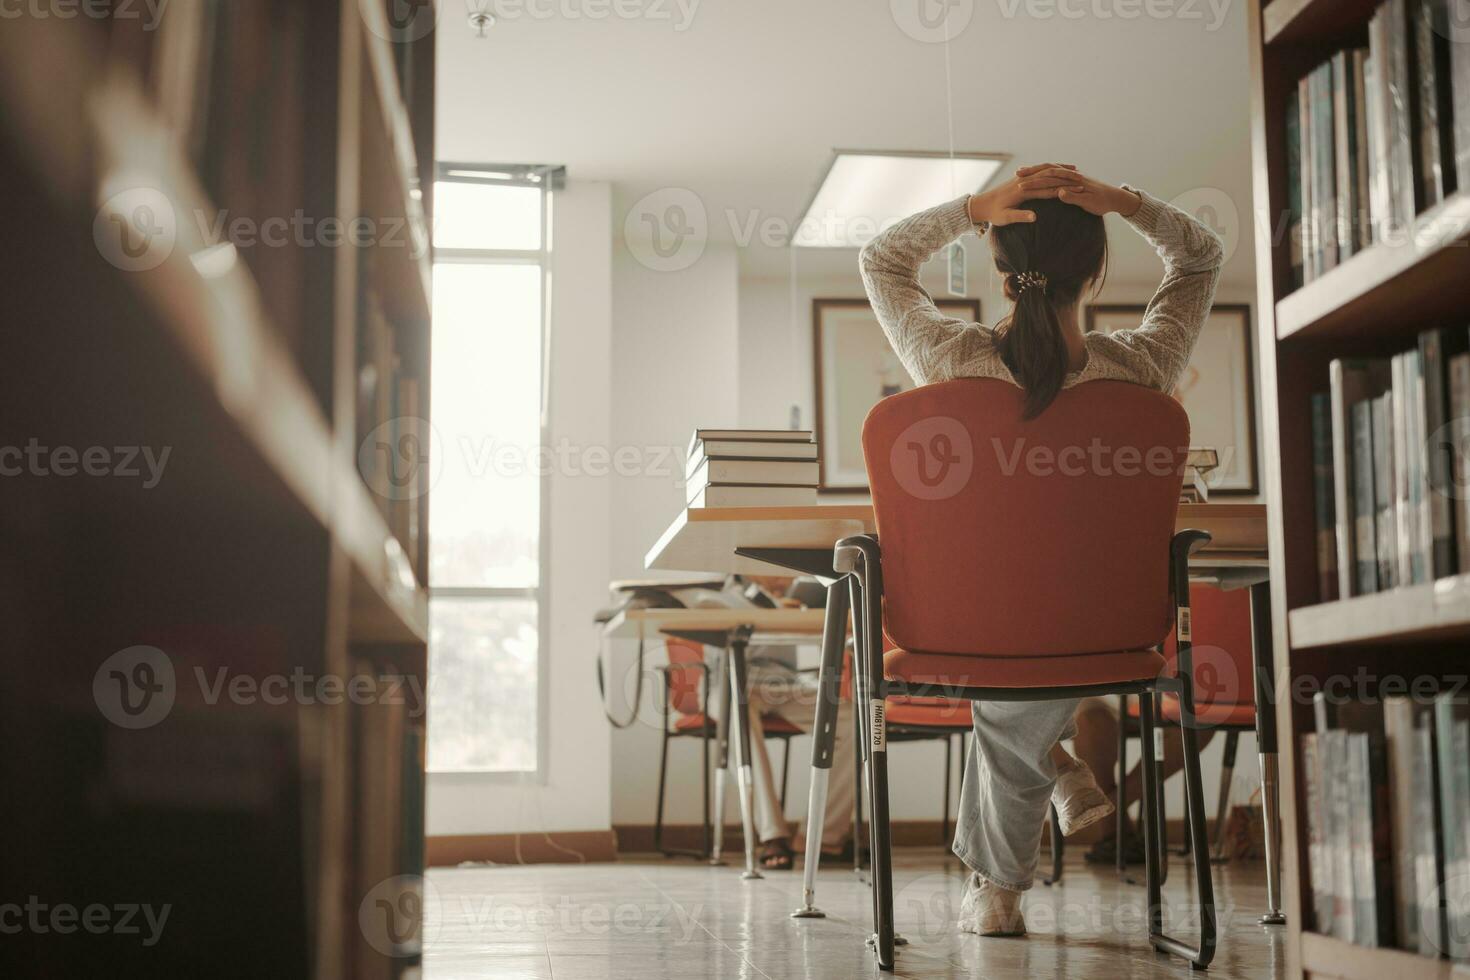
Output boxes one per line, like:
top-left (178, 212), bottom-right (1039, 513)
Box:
top-left (998, 278), bottom-right (1068, 419)
top-left (989, 197), bottom-right (1109, 420)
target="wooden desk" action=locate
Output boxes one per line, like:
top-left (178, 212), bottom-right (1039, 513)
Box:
top-left (646, 502), bottom-right (1268, 580)
top-left (602, 607), bottom-right (827, 643)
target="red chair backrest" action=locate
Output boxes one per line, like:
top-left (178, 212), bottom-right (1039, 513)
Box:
top-left (1162, 584), bottom-right (1255, 708)
top-left (664, 637), bottom-right (706, 716)
top-left (863, 378), bottom-right (1189, 657)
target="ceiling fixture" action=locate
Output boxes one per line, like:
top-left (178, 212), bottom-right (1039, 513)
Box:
top-left (791, 150), bottom-right (1009, 248)
top-left (467, 0), bottom-right (495, 37)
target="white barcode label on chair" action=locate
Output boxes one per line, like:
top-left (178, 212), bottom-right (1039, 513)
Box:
top-left (1154, 728), bottom-right (1165, 758)
top-left (870, 699), bottom-right (887, 752)
top-left (1177, 606), bottom-right (1192, 642)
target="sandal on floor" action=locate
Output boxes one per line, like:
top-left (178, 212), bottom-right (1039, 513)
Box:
top-left (815, 838), bottom-right (869, 867)
top-left (759, 837), bottom-right (795, 871)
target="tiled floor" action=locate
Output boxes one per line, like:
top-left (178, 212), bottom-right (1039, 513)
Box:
top-left (424, 849), bottom-right (1285, 979)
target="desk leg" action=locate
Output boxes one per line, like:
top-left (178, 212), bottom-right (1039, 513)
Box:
top-left (729, 634), bottom-right (763, 880)
top-left (710, 650), bottom-right (730, 867)
top-left (1250, 579), bottom-right (1286, 926)
top-left (792, 579), bottom-right (850, 919)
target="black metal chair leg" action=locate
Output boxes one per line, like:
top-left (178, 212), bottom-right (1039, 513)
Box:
top-left (1139, 691), bottom-right (1164, 936)
top-left (846, 537), bottom-right (895, 970)
top-left (1116, 694), bottom-right (1128, 877)
top-left (655, 723), bottom-right (671, 855)
top-left (1042, 803), bottom-right (1064, 886)
top-left (780, 736), bottom-right (791, 812)
top-left (1212, 730), bottom-right (1240, 862)
top-left (701, 714), bottom-right (712, 859)
top-left (942, 734), bottom-right (953, 846)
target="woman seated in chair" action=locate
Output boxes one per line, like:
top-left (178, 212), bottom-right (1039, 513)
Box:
top-left (859, 164), bottom-right (1222, 935)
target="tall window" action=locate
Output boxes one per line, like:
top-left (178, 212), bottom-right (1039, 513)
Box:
top-left (427, 168), bottom-right (551, 774)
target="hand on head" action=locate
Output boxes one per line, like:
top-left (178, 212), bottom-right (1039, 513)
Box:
top-left (968, 163), bottom-right (1141, 226)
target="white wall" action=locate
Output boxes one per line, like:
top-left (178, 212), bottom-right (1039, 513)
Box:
top-left (604, 225), bottom-right (744, 828)
top-left (428, 180), bottom-right (615, 837)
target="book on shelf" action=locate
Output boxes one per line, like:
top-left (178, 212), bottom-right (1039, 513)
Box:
top-left (1301, 732), bottom-right (1336, 936)
top-left (1288, 84), bottom-right (1305, 289)
top-left (1374, 390), bottom-right (1398, 590)
top-left (1312, 695), bottom-right (1395, 947)
top-left (1288, 0), bottom-right (1469, 292)
top-left (1318, 326), bottom-right (1470, 601)
top-left (1415, 0), bottom-right (1458, 208)
top-left (1311, 392), bottom-right (1339, 600)
top-left (1436, 694), bottom-right (1470, 960)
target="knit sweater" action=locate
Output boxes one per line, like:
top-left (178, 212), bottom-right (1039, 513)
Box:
top-left (858, 188), bottom-right (1224, 394)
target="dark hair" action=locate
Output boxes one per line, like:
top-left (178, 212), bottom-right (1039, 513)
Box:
top-left (990, 198), bottom-right (1108, 419)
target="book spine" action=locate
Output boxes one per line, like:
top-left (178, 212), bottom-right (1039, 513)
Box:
top-left (1374, 392), bottom-right (1397, 590)
top-left (1453, 351), bottom-right (1470, 573)
top-left (1415, 713), bottom-right (1446, 957)
top-left (1421, 329), bottom-right (1456, 578)
top-left (1332, 362), bottom-right (1358, 597)
top-left (1451, 0), bottom-right (1470, 192)
top-left (1354, 49), bottom-right (1375, 248)
top-left (1388, 0), bottom-right (1425, 221)
top-left (1302, 73), bottom-right (1318, 279)
top-left (1435, 697), bottom-right (1470, 959)
top-left (1408, 350), bottom-right (1432, 583)
top-left (1417, 0), bottom-right (1448, 205)
top-left (1313, 392), bottom-right (1340, 601)
top-left (1335, 50), bottom-right (1356, 261)
top-left (1354, 399), bottom-right (1380, 593)
top-left (1303, 733), bottom-right (1335, 935)
top-left (1366, 730), bottom-right (1398, 947)
top-left (1316, 61), bottom-right (1340, 271)
top-left (1288, 84), bottom-right (1305, 289)
top-left (1366, 19), bottom-right (1395, 240)
top-left (1385, 699), bottom-right (1420, 950)
top-left (1393, 354), bottom-right (1413, 586)
top-left (1332, 730), bottom-right (1359, 942)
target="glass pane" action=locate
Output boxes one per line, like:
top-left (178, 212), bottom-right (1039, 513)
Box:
top-left (433, 182), bottom-right (542, 251)
top-left (427, 597), bottom-right (537, 772)
top-left (430, 262), bottom-right (541, 589)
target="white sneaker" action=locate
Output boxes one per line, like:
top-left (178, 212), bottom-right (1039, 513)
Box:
top-left (957, 872), bottom-right (1026, 937)
top-left (1051, 758), bottom-right (1115, 837)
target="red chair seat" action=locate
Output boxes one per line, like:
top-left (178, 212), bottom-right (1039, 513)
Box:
top-left (884, 696), bottom-right (971, 728)
top-left (884, 647), bottom-right (1166, 690)
top-left (1124, 694), bottom-right (1255, 729)
top-left (673, 712), bottom-right (803, 735)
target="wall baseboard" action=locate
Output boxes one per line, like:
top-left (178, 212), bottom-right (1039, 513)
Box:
top-left (427, 830), bottom-right (619, 867)
top-left (614, 817), bottom-right (1212, 856)
top-left (428, 815), bottom-right (1230, 867)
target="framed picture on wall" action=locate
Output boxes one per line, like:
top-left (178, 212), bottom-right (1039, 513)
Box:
top-left (813, 296), bottom-right (981, 493)
top-left (1085, 302), bottom-right (1258, 495)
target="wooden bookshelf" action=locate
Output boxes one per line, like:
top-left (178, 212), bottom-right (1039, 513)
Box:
top-left (1249, 1), bottom-right (1470, 978)
top-left (1291, 575), bottom-right (1470, 648)
top-left (0, 4), bottom-right (434, 978)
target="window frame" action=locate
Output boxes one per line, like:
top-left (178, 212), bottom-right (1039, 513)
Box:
top-left (427, 164), bottom-right (560, 781)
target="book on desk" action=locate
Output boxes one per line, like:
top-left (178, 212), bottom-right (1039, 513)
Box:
top-left (686, 428), bottom-right (819, 508)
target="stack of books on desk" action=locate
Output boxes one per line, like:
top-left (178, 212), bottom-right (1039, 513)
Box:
top-left (1181, 448), bottom-right (1219, 504)
top-left (685, 429), bottom-right (819, 508)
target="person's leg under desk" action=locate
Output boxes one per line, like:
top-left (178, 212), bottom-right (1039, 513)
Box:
top-left (953, 697), bottom-right (1079, 890)
top-left (748, 680), bottom-right (856, 848)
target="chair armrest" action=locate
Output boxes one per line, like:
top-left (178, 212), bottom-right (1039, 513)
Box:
top-left (834, 533), bottom-right (881, 576)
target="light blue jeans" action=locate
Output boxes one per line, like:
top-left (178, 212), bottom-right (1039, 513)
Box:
top-left (952, 698), bottom-right (1080, 891)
